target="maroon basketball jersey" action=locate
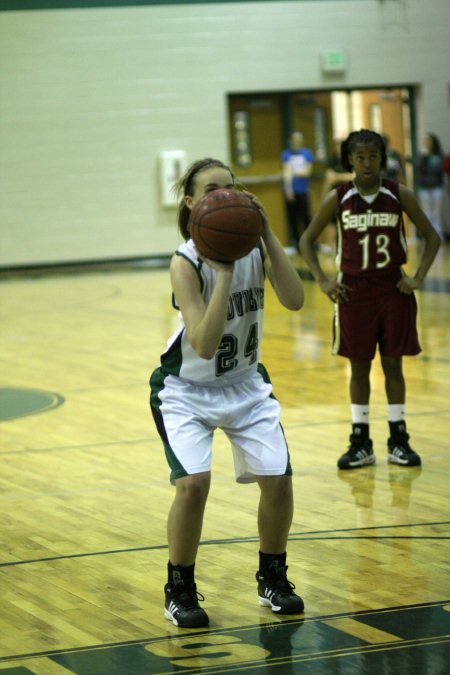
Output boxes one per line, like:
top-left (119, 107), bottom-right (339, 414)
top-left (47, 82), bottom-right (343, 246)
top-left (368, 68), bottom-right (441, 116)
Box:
top-left (335, 179), bottom-right (407, 276)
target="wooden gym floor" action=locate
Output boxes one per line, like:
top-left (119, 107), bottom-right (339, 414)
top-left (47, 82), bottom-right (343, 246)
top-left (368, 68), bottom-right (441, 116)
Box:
top-left (0, 241), bottom-right (449, 674)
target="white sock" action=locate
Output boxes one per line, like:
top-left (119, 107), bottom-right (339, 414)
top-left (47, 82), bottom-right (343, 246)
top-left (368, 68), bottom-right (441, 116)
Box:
top-left (351, 404), bottom-right (369, 425)
top-left (388, 404), bottom-right (405, 422)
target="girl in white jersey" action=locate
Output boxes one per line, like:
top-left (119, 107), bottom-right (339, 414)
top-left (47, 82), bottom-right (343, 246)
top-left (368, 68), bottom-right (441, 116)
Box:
top-left (150, 158), bottom-right (305, 628)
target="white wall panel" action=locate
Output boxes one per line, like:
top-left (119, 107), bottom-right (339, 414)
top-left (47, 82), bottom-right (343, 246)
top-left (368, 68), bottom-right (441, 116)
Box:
top-left (0, 1), bottom-right (449, 266)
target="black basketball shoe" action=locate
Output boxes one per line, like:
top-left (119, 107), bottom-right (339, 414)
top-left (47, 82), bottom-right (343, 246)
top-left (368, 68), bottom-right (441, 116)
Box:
top-left (164, 582), bottom-right (209, 628)
top-left (256, 567), bottom-right (304, 614)
top-left (338, 435), bottom-right (376, 470)
top-left (387, 433), bottom-right (421, 466)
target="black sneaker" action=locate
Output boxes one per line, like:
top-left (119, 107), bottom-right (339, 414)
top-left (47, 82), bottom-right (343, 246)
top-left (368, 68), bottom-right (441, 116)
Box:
top-left (164, 582), bottom-right (209, 628)
top-left (256, 567), bottom-right (304, 614)
top-left (387, 434), bottom-right (421, 466)
top-left (337, 435), bottom-right (376, 470)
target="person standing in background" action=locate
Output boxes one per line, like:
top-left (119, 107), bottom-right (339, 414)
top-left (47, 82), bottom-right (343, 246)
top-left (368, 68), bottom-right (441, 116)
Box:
top-left (443, 152), bottom-right (450, 195)
top-left (382, 134), bottom-right (406, 184)
top-left (281, 131), bottom-right (314, 252)
top-left (300, 129), bottom-right (441, 470)
top-left (442, 151), bottom-right (450, 242)
top-left (415, 133), bottom-right (444, 236)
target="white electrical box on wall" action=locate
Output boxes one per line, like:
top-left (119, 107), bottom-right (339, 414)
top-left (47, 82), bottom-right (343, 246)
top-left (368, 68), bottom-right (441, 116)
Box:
top-left (159, 150), bottom-right (187, 207)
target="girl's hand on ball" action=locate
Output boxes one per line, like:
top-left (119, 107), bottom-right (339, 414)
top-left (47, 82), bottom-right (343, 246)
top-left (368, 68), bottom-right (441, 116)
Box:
top-left (244, 191), bottom-right (269, 238)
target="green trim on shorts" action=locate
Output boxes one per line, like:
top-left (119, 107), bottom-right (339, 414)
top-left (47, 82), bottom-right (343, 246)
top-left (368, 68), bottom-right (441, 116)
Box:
top-left (163, 440), bottom-right (188, 483)
top-left (257, 362), bottom-right (276, 400)
top-left (149, 367), bottom-right (188, 482)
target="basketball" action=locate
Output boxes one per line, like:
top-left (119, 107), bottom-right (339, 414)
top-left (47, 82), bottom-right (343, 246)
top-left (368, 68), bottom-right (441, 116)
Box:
top-left (188, 188), bottom-right (264, 263)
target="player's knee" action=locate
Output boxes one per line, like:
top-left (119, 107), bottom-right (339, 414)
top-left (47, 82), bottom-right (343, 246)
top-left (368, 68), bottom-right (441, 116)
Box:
top-left (260, 474), bottom-right (292, 501)
top-left (350, 360), bottom-right (371, 380)
top-left (177, 473), bottom-right (210, 506)
top-left (381, 356), bottom-right (403, 379)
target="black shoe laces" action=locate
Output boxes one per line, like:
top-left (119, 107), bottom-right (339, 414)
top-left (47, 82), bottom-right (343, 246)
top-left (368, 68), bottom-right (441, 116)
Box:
top-left (175, 588), bottom-right (205, 609)
top-left (270, 575), bottom-right (297, 596)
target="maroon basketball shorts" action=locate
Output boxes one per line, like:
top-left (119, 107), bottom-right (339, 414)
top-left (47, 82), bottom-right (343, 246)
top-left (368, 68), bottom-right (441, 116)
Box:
top-left (332, 271), bottom-right (421, 361)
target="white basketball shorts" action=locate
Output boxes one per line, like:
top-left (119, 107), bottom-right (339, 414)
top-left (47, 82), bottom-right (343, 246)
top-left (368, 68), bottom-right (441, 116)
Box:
top-left (150, 365), bottom-right (291, 484)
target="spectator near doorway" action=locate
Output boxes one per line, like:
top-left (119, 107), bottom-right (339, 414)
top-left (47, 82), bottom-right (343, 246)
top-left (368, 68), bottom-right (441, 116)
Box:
top-left (382, 134), bottom-right (406, 184)
top-left (415, 133), bottom-right (445, 237)
top-left (281, 131), bottom-right (314, 253)
top-left (441, 149), bottom-right (450, 241)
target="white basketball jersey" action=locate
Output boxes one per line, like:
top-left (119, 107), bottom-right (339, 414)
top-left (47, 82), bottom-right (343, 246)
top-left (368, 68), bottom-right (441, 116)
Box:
top-left (160, 240), bottom-right (266, 385)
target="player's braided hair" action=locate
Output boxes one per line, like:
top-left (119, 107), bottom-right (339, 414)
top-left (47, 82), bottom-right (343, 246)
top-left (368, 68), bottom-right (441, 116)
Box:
top-left (340, 129), bottom-right (387, 172)
top-left (175, 158), bottom-right (235, 241)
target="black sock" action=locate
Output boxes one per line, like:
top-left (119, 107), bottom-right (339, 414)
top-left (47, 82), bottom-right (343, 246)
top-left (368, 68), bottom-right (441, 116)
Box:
top-left (352, 423), bottom-right (369, 440)
top-left (168, 561), bottom-right (195, 588)
top-left (259, 551), bottom-right (287, 578)
top-left (389, 421), bottom-right (407, 439)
